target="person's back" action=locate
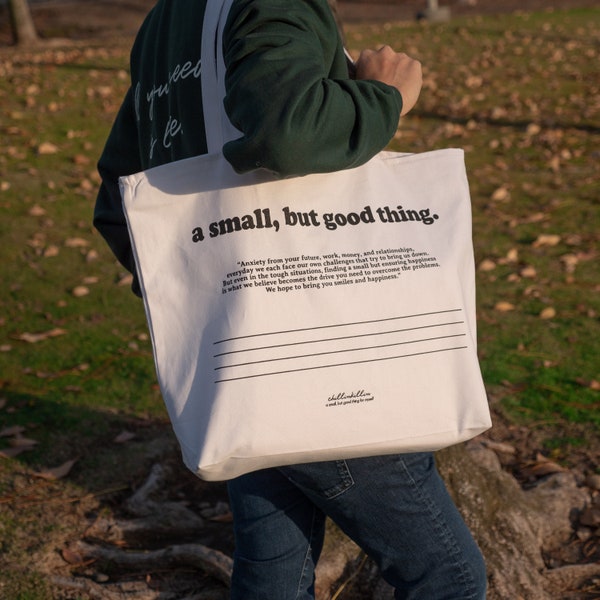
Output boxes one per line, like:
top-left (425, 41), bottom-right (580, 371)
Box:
top-left (129, 0), bottom-right (208, 169)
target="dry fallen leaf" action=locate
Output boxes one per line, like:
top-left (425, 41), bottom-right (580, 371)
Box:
top-left (533, 234), bottom-right (561, 248)
top-left (540, 307), bottom-right (556, 320)
top-left (16, 328), bottom-right (67, 343)
top-left (520, 265), bottom-right (537, 278)
top-left (498, 248), bottom-right (519, 265)
top-left (0, 446), bottom-right (32, 458)
top-left (113, 431), bottom-right (136, 444)
top-left (478, 259), bottom-right (496, 272)
top-left (61, 547), bottom-right (82, 565)
top-left (64, 237), bottom-right (90, 248)
top-left (28, 204), bottom-right (46, 217)
top-left (34, 458), bottom-right (77, 480)
top-left (43, 244), bottom-right (60, 258)
top-left (491, 106), bottom-right (508, 120)
top-left (209, 512), bottom-right (234, 523)
top-left (560, 254), bottom-right (579, 273)
top-left (564, 233), bottom-right (582, 246)
top-left (27, 233), bottom-right (46, 249)
top-left (0, 425), bottom-right (26, 437)
top-left (37, 142), bottom-right (58, 154)
top-left (9, 435), bottom-right (38, 449)
top-left (575, 378), bottom-right (600, 391)
top-left (118, 273), bottom-right (134, 287)
top-left (86, 249), bottom-right (99, 262)
top-left (523, 212), bottom-right (547, 224)
top-left (61, 545), bottom-right (88, 566)
top-left (72, 286), bottom-right (90, 298)
top-left (73, 154), bottom-right (91, 166)
top-left (78, 178), bottom-right (94, 193)
top-left (548, 155), bottom-right (561, 172)
top-left (523, 285), bottom-right (539, 298)
top-left (37, 141), bottom-right (59, 155)
top-left (481, 439), bottom-right (517, 455)
top-left (491, 186), bottom-right (510, 202)
top-left (520, 453), bottom-right (566, 479)
top-left (67, 129), bottom-right (88, 140)
top-left (495, 301), bottom-right (516, 312)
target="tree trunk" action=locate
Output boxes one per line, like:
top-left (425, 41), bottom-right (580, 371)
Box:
top-left (7, 0), bottom-right (39, 46)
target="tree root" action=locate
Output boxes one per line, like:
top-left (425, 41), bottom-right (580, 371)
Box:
top-left (74, 541), bottom-right (233, 586)
top-left (125, 463), bottom-right (206, 526)
top-left (50, 574), bottom-right (225, 600)
top-left (50, 575), bottom-right (158, 600)
top-left (54, 461), bottom-right (233, 599)
top-left (72, 539), bottom-right (233, 586)
top-left (545, 563), bottom-right (600, 595)
top-left (83, 463), bottom-right (210, 544)
top-left (85, 514), bottom-right (205, 543)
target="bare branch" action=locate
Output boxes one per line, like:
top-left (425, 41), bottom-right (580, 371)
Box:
top-left (73, 540), bottom-right (233, 586)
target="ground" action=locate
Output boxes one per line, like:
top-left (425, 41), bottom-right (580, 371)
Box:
top-left (3, 0), bottom-right (600, 45)
top-left (1, 1), bottom-right (599, 599)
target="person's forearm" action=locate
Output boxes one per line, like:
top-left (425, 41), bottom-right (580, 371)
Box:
top-left (222, 0), bottom-right (402, 177)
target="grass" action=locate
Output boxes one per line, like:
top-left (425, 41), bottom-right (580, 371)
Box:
top-left (345, 8), bottom-right (600, 433)
top-left (0, 6), bottom-right (599, 597)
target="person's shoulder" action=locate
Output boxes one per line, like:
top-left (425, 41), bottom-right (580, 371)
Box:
top-left (226, 0), bottom-right (338, 45)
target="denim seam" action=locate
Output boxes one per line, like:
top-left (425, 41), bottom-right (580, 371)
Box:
top-left (294, 504), bottom-right (320, 600)
top-left (324, 460), bottom-right (355, 499)
top-left (280, 460), bottom-right (355, 500)
top-left (399, 457), bottom-right (479, 600)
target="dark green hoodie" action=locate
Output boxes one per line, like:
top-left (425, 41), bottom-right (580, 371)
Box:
top-left (94, 0), bottom-right (402, 293)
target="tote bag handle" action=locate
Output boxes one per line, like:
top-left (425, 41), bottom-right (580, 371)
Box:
top-left (201, 0), bottom-right (240, 153)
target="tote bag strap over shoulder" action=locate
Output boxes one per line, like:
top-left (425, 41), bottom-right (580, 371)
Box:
top-left (201, 0), bottom-right (240, 153)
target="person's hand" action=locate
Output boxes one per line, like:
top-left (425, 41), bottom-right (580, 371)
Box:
top-left (355, 46), bottom-right (422, 116)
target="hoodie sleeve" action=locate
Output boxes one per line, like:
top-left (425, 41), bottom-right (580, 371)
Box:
top-left (222, 0), bottom-right (402, 177)
top-left (93, 87), bottom-right (143, 296)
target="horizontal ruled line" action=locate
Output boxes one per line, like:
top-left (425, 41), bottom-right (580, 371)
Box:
top-left (214, 345), bottom-right (468, 383)
top-left (213, 309), bottom-right (463, 345)
top-left (213, 321), bottom-right (464, 358)
top-left (215, 333), bottom-right (467, 371)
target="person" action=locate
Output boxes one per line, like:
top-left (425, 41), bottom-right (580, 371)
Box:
top-left (94, 1), bottom-right (487, 598)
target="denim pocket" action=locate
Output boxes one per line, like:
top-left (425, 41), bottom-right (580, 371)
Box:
top-left (279, 459), bottom-right (355, 500)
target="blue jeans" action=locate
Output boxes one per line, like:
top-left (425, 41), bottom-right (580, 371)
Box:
top-left (227, 452), bottom-right (486, 599)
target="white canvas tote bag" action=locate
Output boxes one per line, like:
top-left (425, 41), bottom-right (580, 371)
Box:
top-left (120, 0), bottom-right (491, 481)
